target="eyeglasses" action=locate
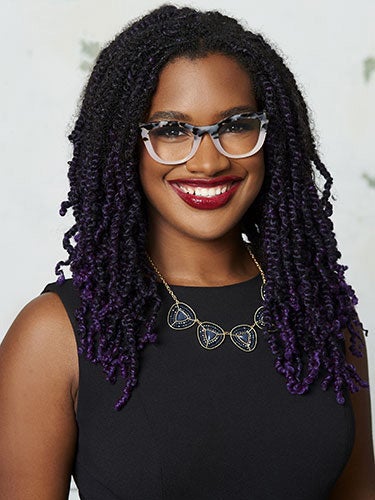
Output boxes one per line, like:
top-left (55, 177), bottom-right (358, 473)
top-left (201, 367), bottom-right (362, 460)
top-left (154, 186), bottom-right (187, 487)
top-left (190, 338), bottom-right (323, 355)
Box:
top-left (139, 111), bottom-right (268, 165)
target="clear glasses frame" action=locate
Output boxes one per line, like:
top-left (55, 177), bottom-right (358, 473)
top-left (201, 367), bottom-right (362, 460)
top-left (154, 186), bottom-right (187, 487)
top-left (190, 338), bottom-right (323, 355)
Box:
top-left (139, 111), bottom-right (269, 165)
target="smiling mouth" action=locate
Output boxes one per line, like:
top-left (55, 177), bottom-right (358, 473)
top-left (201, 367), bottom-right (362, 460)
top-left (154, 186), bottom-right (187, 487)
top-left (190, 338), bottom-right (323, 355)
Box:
top-left (168, 177), bottom-right (243, 210)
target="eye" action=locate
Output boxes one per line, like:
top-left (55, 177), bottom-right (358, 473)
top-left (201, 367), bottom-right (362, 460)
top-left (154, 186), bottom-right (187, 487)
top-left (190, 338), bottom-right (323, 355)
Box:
top-left (151, 123), bottom-right (190, 141)
top-left (219, 118), bottom-right (259, 135)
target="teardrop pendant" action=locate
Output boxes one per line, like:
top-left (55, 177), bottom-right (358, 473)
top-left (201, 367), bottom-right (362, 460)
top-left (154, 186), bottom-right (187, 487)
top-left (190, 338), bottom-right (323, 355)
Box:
top-left (254, 306), bottom-right (266, 329)
top-left (196, 322), bottom-right (225, 350)
top-left (167, 302), bottom-right (196, 330)
top-left (230, 324), bottom-right (257, 352)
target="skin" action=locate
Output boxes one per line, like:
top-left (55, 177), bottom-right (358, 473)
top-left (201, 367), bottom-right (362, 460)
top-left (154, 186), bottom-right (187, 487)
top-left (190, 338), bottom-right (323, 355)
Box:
top-left (0, 54), bottom-right (373, 498)
top-left (0, 293), bottom-right (78, 499)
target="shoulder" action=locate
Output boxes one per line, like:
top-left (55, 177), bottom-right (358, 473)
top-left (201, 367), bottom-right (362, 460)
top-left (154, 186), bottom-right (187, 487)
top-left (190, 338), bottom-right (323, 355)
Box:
top-left (3, 285), bottom-right (76, 349)
top-left (0, 288), bottom-right (78, 406)
top-left (0, 290), bottom-right (79, 497)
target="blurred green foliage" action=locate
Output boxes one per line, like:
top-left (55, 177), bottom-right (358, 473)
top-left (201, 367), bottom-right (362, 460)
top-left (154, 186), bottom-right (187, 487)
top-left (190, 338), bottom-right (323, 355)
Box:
top-left (362, 172), bottom-right (375, 188)
top-left (80, 39), bottom-right (101, 72)
top-left (363, 57), bottom-right (375, 82)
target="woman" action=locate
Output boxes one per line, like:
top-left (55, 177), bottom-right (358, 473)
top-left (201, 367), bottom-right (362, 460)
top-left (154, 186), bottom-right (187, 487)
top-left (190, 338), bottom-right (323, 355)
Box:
top-left (0, 5), bottom-right (373, 499)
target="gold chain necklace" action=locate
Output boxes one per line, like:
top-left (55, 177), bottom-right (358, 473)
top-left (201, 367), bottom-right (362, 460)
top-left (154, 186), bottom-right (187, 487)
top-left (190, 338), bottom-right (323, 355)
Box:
top-left (147, 246), bottom-right (266, 352)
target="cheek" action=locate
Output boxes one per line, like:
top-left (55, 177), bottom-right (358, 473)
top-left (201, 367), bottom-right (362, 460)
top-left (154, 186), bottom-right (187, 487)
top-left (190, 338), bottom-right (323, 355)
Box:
top-left (139, 150), bottom-right (156, 195)
top-left (139, 153), bottom-right (168, 206)
top-left (241, 152), bottom-right (265, 193)
top-left (243, 157), bottom-right (266, 213)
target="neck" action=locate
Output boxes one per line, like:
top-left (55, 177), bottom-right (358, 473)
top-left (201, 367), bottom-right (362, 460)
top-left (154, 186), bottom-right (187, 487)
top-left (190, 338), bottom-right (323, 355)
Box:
top-left (147, 226), bottom-right (258, 286)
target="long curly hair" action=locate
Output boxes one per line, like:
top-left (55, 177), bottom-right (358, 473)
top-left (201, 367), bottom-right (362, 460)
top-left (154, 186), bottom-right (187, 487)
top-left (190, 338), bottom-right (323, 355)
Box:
top-left (56, 4), bottom-right (367, 410)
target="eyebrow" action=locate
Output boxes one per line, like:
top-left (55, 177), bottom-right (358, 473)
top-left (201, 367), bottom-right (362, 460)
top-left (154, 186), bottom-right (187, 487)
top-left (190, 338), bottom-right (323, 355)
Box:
top-left (217, 105), bottom-right (258, 120)
top-left (147, 105), bottom-right (257, 123)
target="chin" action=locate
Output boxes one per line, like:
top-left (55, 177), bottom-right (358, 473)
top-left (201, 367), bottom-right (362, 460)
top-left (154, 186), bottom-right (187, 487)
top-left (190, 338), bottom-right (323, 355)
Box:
top-left (175, 219), bottom-right (243, 242)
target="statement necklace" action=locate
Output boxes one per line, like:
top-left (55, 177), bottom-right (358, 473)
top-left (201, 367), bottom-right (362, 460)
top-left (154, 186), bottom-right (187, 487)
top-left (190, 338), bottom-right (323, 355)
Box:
top-left (147, 246), bottom-right (266, 352)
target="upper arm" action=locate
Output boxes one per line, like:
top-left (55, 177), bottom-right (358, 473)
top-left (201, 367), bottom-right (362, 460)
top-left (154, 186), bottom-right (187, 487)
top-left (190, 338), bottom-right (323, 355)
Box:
top-left (0, 293), bottom-right (78, 500)
top-left (329, 328), bottom-right (375, 499)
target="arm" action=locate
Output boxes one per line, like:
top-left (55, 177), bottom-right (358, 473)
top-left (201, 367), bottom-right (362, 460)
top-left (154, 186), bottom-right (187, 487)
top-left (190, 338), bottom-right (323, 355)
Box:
top-left (0, 293), bottom-right (78, 500)
top-left (329, 329), bottom-right (375, 499)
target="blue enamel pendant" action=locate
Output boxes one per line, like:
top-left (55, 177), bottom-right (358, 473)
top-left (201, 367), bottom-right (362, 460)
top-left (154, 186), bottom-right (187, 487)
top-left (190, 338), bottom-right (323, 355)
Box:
top-left (196, 322), bottom-right (225, 350)
top-left (167, 302), bottom-right (196, 330)
top-left (230, 324), bottom-right (257, 352)
top-left (254, 306), bottom-right (266, 329)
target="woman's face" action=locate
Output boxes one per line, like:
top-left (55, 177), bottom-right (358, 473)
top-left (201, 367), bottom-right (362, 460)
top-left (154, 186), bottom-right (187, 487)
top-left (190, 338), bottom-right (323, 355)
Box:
top-left (139, 53), bottom-right (265, 242)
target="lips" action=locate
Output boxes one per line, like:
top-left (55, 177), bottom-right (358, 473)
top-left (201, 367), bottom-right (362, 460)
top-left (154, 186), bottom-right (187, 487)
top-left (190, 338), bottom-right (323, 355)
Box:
top-left (168, 176), bottom-right (243, 210)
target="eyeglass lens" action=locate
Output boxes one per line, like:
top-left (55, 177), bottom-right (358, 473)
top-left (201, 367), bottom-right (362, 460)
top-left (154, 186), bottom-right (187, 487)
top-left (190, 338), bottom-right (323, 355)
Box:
top-left (148, 116), bottom-right (262, 162)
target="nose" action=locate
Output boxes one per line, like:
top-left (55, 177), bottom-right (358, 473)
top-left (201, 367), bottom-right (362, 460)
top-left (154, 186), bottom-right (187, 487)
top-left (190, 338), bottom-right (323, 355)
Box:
top-left (185, 133), bottom-right (231, 176)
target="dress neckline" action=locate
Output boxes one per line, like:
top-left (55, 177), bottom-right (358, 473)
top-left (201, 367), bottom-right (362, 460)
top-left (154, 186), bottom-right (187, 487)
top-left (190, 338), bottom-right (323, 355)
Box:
top-left (158, 272), bottom-right (261, 291)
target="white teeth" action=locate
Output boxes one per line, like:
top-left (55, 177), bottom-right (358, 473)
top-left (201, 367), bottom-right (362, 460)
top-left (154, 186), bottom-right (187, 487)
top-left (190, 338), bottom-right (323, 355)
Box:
top-left (178, 184), bottom-right (195, 194)
top-left (176, 182), bottom-right (234, 197)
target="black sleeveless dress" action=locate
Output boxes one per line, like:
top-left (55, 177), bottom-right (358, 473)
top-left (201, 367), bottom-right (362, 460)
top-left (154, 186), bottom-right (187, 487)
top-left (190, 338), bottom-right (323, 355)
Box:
top-left (42, 275), bottom-right (354, 500)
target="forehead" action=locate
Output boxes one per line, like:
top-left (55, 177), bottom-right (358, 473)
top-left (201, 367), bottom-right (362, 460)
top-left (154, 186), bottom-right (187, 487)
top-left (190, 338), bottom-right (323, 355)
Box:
top-left (147, 54), bottom-right (256, 124)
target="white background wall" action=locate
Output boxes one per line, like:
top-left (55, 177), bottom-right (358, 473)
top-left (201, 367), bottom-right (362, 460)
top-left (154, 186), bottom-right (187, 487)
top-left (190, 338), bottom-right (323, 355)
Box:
top-left (1, 1), bottom-right (374, 497)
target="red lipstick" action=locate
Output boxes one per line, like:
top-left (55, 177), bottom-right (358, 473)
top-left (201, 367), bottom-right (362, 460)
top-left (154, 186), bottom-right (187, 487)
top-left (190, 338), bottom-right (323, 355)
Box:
top-left (168, 176), bottom-right (242, 210)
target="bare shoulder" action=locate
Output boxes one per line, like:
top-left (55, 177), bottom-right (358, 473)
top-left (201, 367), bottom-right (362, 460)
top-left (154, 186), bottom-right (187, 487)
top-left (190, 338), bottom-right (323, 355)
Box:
top-left (0, 292), bottom-right (78, 499)
top-left (329, 328), bottom-right (375, 499)
top-left (0, 292), bottom-right (78, 399)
